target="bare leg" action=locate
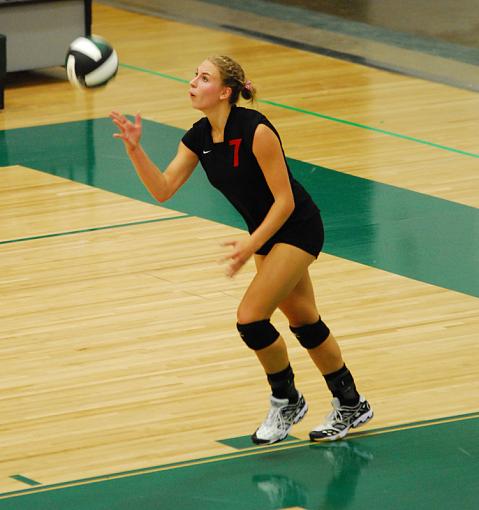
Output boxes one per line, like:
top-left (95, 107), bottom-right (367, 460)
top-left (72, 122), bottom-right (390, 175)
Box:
top-left (306, 334), bottom-right (344, 375)
top-left (254, 335), bottom-right (290, 374)
top-left (238, 244), bottom-right (315, 373)
top-left (239, 245), bottom-right (316, 444)
top-left (255, 258), bottom-right (344, 376)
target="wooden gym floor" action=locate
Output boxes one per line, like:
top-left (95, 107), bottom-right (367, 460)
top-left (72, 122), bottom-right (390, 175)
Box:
top-left (0, 2), bottom-right (478, 509)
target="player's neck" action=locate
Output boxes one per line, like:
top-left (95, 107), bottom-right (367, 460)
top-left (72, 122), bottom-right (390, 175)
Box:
top-left (205, 103), bottom-right (233, 143)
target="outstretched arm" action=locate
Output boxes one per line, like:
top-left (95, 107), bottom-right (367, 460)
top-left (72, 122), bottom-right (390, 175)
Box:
top-left (110, 112), bottom-right (199, 202)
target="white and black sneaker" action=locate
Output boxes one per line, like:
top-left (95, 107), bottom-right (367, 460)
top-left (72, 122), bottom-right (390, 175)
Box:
top-left (309, 396), bottom-right (373, 441)
top-left (252, 393), bottom-right (308, 445)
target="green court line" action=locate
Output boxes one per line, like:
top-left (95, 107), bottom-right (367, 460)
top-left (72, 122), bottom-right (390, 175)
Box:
top-left (120, 63), bottom-right (189, 83)
top-left (9, 476), bottom-right (41, 487)
top-left (0, 215), bottom-right (189, 246)
top-left (119, 62), bottom-right (479, 159)
top-left (259, 99), bottom-right (479, 158)
top-left (2, 410), bottom-right (477, 500)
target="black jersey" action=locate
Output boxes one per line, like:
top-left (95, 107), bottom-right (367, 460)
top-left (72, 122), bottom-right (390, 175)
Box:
top-left (182, 106), bottom-right (324, 257)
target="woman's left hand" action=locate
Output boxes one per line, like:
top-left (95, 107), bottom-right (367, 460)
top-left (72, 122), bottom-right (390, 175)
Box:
top-left (221, 236), bottom-right (256, 277)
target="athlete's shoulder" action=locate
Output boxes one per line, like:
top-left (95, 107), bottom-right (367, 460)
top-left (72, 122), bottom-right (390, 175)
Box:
top-left (232, 107), bottom-right (275, 139)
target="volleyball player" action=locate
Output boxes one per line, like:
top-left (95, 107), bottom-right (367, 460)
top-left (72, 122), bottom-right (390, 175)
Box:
top-left (110, 55), bottom-right (373, 444)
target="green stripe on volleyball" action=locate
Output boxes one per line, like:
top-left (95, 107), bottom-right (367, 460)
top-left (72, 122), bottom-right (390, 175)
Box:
top-left (66, 35), bottom-right (118, 88)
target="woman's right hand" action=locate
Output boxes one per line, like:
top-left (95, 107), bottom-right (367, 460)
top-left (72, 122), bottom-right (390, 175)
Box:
top-left (110, 111), bottom-right (142, 152)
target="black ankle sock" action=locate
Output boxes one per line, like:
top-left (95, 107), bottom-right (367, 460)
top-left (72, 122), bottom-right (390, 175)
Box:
top-left (324, 364), bottom-right (360, 406)
top-left (267, 364), bottom-right (299, 402)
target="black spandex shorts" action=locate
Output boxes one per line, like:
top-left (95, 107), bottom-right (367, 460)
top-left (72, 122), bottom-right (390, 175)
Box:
top-left (255, 210), bottom-right (325, 258)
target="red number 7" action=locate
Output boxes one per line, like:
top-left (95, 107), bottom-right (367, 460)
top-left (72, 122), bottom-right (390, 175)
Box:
top-left (229, 138), bottom-right (242, 168)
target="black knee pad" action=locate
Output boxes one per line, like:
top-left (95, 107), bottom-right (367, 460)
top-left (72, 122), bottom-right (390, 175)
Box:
top-left (290, 319), bottom-right (330, 349)
top-left (237, 320), bottom-right (280, 351)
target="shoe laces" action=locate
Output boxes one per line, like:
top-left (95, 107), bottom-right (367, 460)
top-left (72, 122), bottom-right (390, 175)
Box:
top-left (325, 408), bottom-right (342, 427)
top-left (264, 400), bottom-right (286, 428)
top-left (324, 398), bottom-right (355, 426)
top-left (262, 397), bottom-right (298, 432)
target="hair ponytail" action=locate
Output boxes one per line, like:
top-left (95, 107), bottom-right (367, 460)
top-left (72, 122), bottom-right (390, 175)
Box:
top-left (241, 80), bottom-right (256, 102)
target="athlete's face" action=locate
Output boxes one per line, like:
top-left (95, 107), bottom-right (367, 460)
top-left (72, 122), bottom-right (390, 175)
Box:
top-left (189, 60), bottom-right (231, 111)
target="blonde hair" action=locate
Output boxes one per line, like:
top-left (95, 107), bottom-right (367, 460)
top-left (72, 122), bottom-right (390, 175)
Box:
top-left (208, 55), bottom-right (256, 104)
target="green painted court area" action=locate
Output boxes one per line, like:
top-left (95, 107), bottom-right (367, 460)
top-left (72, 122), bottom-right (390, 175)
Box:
top-left (1, 118), bottom-right (478, 297)
top-left (2, 415), bottom-right (478, 509)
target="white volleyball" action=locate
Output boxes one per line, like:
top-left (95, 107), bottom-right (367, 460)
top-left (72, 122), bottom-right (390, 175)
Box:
top-left (66, 35), bottom-right (118, 88)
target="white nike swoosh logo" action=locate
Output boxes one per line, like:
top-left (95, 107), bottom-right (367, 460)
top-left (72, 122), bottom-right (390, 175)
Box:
top-left (203, 150), bottom-right (212, 154)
